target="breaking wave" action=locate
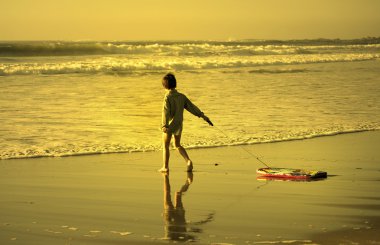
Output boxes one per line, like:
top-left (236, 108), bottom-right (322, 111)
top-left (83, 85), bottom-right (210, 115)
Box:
top-left (1, 38), bottom-right (379, 76)
top-left (1, 38), bottom-right (380, 57)
top-left (0, 53), bottom-right (378, 76)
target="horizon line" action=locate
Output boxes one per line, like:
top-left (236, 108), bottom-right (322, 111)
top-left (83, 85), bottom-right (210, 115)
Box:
top-left (0, 36), bottom-right (379, 43)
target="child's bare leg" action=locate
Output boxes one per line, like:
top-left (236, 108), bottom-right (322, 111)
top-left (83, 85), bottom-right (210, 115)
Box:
top-left (163, 173), bottom-right (173, 209)
top-left (160, 133), bottom-right (172, 172)
top-left (174, 134), bottom-right (193, 172)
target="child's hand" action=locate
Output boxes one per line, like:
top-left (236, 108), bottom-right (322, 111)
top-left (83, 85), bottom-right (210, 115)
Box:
top-left (203, 116), bottom-right (213, 126)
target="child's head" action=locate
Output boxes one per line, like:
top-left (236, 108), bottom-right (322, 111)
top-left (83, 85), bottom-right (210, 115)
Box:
top-left (162, 73), bottom-right (176, 89)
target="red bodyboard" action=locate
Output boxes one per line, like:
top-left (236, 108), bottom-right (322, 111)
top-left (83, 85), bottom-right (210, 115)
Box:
top-left (257, 167), bottom-right (327, 180)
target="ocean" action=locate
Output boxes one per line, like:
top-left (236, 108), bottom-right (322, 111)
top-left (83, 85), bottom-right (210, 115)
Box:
top-left (1, 38), bottom-right (379, 160)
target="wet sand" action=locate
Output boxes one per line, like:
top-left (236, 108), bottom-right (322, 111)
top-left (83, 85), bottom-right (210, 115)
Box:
top-left (0, 131), bottom-right (379, 244)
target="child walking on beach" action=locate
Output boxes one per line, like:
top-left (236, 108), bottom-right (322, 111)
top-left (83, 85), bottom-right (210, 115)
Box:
top-left (159, 73), bottom-right (213, 172)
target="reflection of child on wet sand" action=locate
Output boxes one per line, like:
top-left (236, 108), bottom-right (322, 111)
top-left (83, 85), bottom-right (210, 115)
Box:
top-left (159, 73), bottom-right (213, 173)
top-left (162, 173), bottom-right (214, 242)
top-left (162, 173), bottom-right (194, 241)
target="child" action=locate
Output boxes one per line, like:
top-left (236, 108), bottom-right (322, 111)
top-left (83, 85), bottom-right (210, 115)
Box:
top-left (159, 73), bottom-right (213, 172)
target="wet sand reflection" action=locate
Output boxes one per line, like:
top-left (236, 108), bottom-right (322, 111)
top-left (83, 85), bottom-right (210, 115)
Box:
top-left (162, 172), bottom-right (214, 242)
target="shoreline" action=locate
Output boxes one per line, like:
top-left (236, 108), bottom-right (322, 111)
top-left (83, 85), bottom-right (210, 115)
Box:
top-left (1, 130), bottom-right (379, 244)
top-left (1, 128), bottom-right (378, 161)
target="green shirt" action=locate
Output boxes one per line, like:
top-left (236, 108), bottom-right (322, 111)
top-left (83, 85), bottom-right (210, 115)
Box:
top-left (162, 89), bottom-right (204, 135)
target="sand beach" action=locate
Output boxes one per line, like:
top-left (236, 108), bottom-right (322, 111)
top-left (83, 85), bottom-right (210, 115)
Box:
top-left (1, 130), bottom-right (379, 244)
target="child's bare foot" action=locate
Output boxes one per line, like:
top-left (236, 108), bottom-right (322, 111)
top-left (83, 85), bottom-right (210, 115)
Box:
top-left (158, 167), bottom-right (169, 173)
top-left (186, 160), bottom-right (193, 172)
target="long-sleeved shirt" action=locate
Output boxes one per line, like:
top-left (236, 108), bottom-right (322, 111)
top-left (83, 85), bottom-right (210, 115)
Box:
top-left (162, 89), bottom-right (204, 135)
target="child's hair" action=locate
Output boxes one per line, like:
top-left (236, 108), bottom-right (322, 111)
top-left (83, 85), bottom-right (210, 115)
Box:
top-left (162, 73), bottom-right (177, 89)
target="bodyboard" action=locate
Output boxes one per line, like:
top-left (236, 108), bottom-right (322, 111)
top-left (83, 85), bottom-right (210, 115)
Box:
top-left (256, 167), bottom-right (327, 180)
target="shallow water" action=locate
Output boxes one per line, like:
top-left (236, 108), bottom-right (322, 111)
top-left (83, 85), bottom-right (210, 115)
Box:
top-left (1, 40), bottom-right (380, 159)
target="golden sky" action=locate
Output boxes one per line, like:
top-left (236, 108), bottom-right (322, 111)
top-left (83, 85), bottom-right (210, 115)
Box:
top-left (1, 0), bottom-right (380, 40)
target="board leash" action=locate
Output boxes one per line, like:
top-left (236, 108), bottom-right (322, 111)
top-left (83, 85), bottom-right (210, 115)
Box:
top-left (213, 126), bottom-right (271, 168)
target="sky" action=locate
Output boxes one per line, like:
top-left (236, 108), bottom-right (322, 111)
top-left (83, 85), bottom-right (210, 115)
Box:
top-left (1, 0), bottom-right (380, 41)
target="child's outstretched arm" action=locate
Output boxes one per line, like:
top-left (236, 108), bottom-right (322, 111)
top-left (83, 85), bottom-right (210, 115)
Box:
top-left (184, 97), bottom-right (213, 126)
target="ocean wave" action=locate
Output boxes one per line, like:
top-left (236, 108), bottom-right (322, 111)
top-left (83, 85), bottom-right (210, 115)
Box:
top-left (1, 53), bottom-right (378, 76)
top-left (1, 128), bottom-right (378, 160)
top-left (1, 38), bottom-right (380, 57)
